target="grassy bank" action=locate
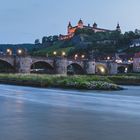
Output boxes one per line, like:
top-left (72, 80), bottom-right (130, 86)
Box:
top-left (0, 74), bottom-right (122, 90)
top-left (108, 74), bottom-right (140, 85)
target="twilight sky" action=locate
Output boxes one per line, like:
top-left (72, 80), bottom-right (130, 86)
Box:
top-left (0, 0), bottom-right (140, 44)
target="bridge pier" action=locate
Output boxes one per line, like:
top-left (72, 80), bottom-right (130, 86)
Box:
top-left (107, 62), bottom-right (118, 75)
top-left (54, 58), bottom-right (67, 75)
top-left (84, 60), bottom-right (95, 74)
top-left (16, 56), bottom-right (32, 73)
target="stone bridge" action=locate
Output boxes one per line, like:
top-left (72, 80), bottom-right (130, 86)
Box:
top-left (0, 55), bottom-right (131, 75)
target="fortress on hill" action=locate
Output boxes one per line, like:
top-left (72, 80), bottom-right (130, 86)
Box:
top-left (59, 19), bottom-right (121, 40)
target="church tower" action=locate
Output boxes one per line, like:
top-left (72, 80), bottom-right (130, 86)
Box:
top-left (93, 22), bottom-right (97, 28)
top-left (78, 19), bottom-right (84, 28)
top-left (67, 22), bottom-right (72, 34)
top-left (116, 23), bottom-right (121, 32)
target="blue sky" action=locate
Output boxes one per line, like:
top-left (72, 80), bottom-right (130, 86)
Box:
top-left (0, 0), bottom-right (140, 44)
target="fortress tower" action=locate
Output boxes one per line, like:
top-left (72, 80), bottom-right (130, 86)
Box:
top-left (77, 19), bottom-right (84, 28)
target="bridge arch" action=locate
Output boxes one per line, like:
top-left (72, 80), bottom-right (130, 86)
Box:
top-left (95, 64), bottom-right (108, 75)
top-left (0, 59), bottom-right (15, 73)
top-left (117, 64), bottom-right (133, 73)
top-left (67, 63), bottom-right (84, 75)
top-left (0, 56), bottom-right (14, 66)
top-left (117, 65), bottom-right (130, 73)
top-left (30, 61), bottom-right (54, 74)
top-left (117, 66), bottom-right (126, 73)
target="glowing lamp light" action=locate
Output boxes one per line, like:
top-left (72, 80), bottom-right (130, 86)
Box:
top-left (128, 60), bottom-right (133, 63)
top-left (128, 58), bottom-right (133, 63)
top-left (81, 55), bottom-right (85, 59)
top-left (53, 51), bottom-right (57, 55)
top-left (125, 67), bottom-right (128, 73)
top-left (115, 59), bottom-right (122, 63)
top-left (75, 54), bottom-right (78, 58)
top-left (7, 49), bottom-right (10, 53)
top-left (7, 48), bottom-right (12, 55)
top-left (74, 54), bottom-right (78, 60)
top-left (107, 56), bottom-right (110, 60)
top-left (18, 49), bottom-right (22, 54)
top-left (62, 52), bottom-right (66, 56)
top-left (100, 67), bottom-right (105, 73)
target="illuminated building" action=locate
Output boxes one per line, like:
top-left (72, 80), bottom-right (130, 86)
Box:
top-left (59, 19), bottom-right (121, 40)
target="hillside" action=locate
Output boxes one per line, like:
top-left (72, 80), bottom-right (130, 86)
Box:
top-left (31, 29), bottom-right (140, 58)
top-left (1, 29), bottom-right (140, 58)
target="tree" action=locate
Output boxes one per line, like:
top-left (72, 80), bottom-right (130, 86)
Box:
top-left (135, 29), bottom-right (140, 35)
top-left (35, 39), bottom-right (40, 45)
top-left (42, 36), bottom-right (54, 47)
top-left (52, 35), bottom-right (59, 42)
top-left (42, 36), bottom-right (48, 44)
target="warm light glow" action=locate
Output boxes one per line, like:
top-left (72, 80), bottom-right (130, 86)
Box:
top-left (62, 52), bottom-right (66, 56)
top-left (128, 60), bottom-right (133, 63)
top-left (115, 59), bottom-right (122, 63)
top-left (7, 49), bottom-right (10, 53)
top-left (18, 49), bottom-right (22, 54)
top-left (81, 55), bottom-right (85, 58)
top-left (125, 67), bottom-right (128, 73)
top-left (107, 56), bottom-right (110, 60)
top-left (7, 48), bottom-right (12, 55)
top-left (74, 54), bottom-right (78, 60)
top-left (100, 67), bottom-right (105, 73)
top-left (53, 51), bottom-right (57, 55)
top-left (75, 54), bottom-right (78, 58)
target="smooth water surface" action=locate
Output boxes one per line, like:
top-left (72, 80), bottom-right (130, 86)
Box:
top-left (0, 84), bottom-right (140, 140)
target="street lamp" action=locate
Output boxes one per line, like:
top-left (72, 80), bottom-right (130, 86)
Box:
top-left (17, 49), bottom-right (22, 55)
top-left (6, 48), bottom-right (12, 55)
top-left (99, 67), bottom-right (105, 74)
top-left (17, 48), bottom-right (26, 56)
top-left (100, 67), bottom-right (105, 73)
top-left (107, 56), bottom-right (110, 60)
top-left (74, 54), bottom-right (78, 60)
top-left (81, 55), bottom-right (85, 59)
top-left (53, 51), bottom-right (57, 56)
top-left (62, 51), bottom-right (66, 56)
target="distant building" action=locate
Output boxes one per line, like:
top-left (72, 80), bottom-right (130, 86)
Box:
top-left (130, 38), bottom-right (140, 48)
top-left (133, 52), bottom-right (140, 72)
top-left (59, 19), bottom-right (121, 40)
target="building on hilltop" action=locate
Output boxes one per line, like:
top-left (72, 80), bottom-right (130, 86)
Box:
top-left (59, 19), bottom-right (121, 40)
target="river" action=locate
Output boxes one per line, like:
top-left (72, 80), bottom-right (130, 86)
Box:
top-left (0, 84), bottom-right (140, 140)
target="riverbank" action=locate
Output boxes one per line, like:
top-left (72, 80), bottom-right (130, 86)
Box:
top-left (0, 74), bottom-right (122, 90)
top-left (0, 74), bottom-right (140, 90)
top-left (108, 74), bottom-right (140, 85)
